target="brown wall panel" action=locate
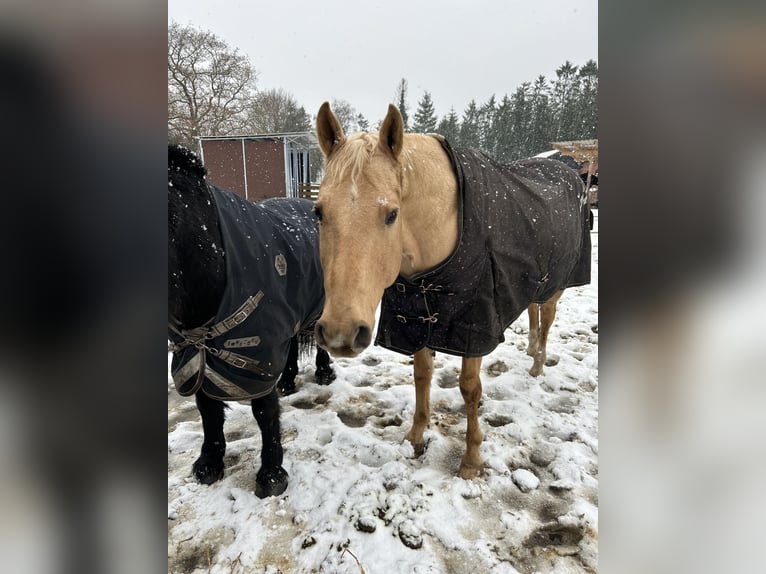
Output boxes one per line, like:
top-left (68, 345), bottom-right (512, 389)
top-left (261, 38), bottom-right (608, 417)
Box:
top-left (200, 139), bottom-right (287, 202)
top-left (243, 139), bottom-right (286, 201)
top-left (200, 140), bottom-right (246, 198)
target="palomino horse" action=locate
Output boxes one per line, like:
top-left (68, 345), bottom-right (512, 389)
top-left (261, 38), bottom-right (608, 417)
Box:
top-left (168, 144), bottom-right (334, 497)
top-left (313, 103), bottom-right (591, 479)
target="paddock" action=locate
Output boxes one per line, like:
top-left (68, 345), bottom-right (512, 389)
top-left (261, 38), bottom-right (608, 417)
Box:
top-left (167, 213), bottom-right (599, 573)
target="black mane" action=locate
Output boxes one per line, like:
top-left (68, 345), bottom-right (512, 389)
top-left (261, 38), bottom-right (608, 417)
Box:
top-left (168, 144), bottom-right (207, 179)
top-left (168, 144), bottom-right (225, 329)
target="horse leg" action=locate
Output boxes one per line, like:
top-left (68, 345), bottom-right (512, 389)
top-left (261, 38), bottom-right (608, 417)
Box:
top-left (530, 290), bottom-right (564, 377)
top-left (278, 335), bottom-right (299, 396)
top-left (192, 390), bottom-right (226, 484)
top-left (527, 303), bottom-right (540, 357)
top-left (251, 387), bottom-right (288, 497)
top-left (404, 347), bottom-right (434, 457)
top-left (459, 356), bottom-right (484, 479)
top-left (314, 347), bottom-right (336, 385)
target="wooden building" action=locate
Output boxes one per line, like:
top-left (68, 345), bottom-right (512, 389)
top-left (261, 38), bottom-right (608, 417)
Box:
top-left (198, 132), bottom-right (318, 202)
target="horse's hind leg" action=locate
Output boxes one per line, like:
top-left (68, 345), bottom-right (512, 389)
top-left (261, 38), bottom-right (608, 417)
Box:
top-left (405, 347), bottom-right (434, 457)
top-left (278, 335), bottom-right (299, 396)
top-left (193, 390), bottom-right (226, 484)
top-left (529, 290), bottom-right (564, 377)
top-left (315, 347), bottom-right (336, 385)
top-left (527, 303), bottom-right (540, 357)
top-left (251, 387), bottom-right (288, 497)
top-left (459, 356), bottom-right (485, 479)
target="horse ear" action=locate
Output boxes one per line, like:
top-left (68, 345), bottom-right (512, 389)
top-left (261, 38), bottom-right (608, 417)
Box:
top-left (316, 102), bottom-right (346, 157)
top-left (378, 104), bottom-right (404, 159)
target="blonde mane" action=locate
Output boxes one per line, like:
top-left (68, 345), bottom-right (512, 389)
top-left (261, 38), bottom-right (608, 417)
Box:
top-left (324, 132), bottom-right (379, 186)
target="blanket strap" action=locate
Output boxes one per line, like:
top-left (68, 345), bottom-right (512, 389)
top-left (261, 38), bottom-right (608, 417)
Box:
top-left (168, 290), bottom-right (264, 353)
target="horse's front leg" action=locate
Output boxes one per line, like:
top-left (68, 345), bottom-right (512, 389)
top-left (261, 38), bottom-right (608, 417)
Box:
top-left (314, 347), bottom-right (336, 385)
top-left (459, 356), bottom-right (484, 479)
top-left (251, 387), bottom-right (288, 498)
top-left (529, 290), bottom-right (564, 377)
top-left (527, 303), bottom-right (540, 357)
top-left (193, 390), bottom-right (226, 484)
top-left (405, 347), bottom-right (434, 457)
top-left (277, 335), bottom-right (299, 396)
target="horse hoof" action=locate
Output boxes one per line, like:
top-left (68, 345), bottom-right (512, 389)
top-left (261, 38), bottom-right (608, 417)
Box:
top-left (458, 465), bottom-right (484, 480)
top-left (255, 466), bottom-right (288, 498)
top-left (404, 437), bottom-right (426, 457)
top-left (193, 458), bottom-right (225, 485)
top-left (316, 367), bottom-right (336, 386)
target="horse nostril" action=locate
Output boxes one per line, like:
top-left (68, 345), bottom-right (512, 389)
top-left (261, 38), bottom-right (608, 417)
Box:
top-left (353, 324), bottom-right (372, 350)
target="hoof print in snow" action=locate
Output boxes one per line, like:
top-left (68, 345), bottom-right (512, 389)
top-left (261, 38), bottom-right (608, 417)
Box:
top-left (524, 522), bottom-right (584, 548)
top-left (376, 507), bottom-right (392, 526)
top-left (398, 523), bottom-right (423, 549)
top-left (529, 444), bottom-right (557, 468)
top-left (362, 355), bottom-right (381, 366)
top-left (355, 517), bottom-right (377, 533)
top-left (301, 536), bottom-right (317, 549)
top-left (485, 413), bottom-right (513, 427)
top-left (486, 360), bottom-right (509, 376)
top-left (437, 368), bottom-right (460, 388)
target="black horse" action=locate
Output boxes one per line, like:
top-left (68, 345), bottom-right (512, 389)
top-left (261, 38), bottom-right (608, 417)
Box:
top-left (168, 144), bottom-right (334, 497)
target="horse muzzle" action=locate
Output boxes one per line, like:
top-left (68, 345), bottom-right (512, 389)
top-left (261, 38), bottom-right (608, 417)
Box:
top-left (314, 318), bottom-right (372, 358)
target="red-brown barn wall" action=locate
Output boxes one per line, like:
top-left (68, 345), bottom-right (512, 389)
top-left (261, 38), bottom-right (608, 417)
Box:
top-left (244, 140), bottom-right (285, 201)
top-left (200, 139), bottom-right (286, 201)
top-left (199, 140), bottom-right (245, 197)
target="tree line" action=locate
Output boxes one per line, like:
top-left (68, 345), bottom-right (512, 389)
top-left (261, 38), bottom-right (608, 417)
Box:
top-left (169, 23), bottom-right (597, 163)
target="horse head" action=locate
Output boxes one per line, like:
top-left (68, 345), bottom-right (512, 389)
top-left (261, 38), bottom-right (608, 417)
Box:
top-left (313, 102), bottom-right (406, 357)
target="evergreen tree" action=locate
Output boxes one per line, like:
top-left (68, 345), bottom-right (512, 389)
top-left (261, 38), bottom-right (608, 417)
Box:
top-left (394, 78), bottom-right (410, 131)
top-left (510, 82), bottom-right (532, 158)
top-left (436, 107), bottom-right (460, 143)
top-left (493, 95), bottom-right (514, 162)
top-left (576, 60), bottom-right (598, 139)
top-left (459, 100), bottom-right (481, 149)
top-left (529, 75), bottom-right (554, 154)
top-left (412, 91), bottom-right (438, 133)
top-left (478, 95), bottom-right (498, 157)
top-left (397, 58), bottom-right (596, 161)
top-left (551, 61), bottom-right (581, 140)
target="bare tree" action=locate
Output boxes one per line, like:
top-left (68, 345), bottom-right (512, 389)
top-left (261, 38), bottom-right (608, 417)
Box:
top-left (246, 88), bottom-right (311, 133)
top-left (329, 98), bottom-right (360, 134)
top-left (168, 22), bottom-right (257, 147)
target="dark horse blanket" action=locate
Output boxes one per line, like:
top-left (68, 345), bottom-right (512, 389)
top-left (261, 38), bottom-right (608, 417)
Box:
top-left (170, 187), bottom-right (324, 401)
top-left (375, 137), bottom-right (591, 357)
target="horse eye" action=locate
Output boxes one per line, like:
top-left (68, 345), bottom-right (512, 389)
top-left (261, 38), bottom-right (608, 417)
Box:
top-left (385, 209), bottom-right (398, 226)
top-left (313, 206), bottom-right (323, 222)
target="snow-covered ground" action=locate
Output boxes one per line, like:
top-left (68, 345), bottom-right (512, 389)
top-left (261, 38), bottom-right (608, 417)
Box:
top-left (168, 214), bottom-right (598, 573)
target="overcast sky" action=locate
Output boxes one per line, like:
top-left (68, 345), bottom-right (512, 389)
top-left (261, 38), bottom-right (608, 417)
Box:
top-left (168, 0), bottom-right (597, 127)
